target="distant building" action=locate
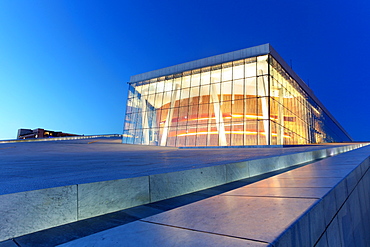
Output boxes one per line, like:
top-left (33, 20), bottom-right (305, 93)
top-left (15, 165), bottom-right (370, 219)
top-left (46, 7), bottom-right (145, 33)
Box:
top-left (17, 128), bottom-right (80, 139)
top-left (123, 44), bottom-right (352, 147)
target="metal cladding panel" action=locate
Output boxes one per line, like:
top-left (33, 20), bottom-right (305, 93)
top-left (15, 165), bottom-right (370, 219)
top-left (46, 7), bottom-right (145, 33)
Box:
top-left (130, 44), bottom-right (270, 83)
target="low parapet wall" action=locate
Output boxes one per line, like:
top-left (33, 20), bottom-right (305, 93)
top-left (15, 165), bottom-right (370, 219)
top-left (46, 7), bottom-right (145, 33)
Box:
top-left (0, 143), bottom-right (367, 242)
top-left (273, 146), bottom-right (370, 246)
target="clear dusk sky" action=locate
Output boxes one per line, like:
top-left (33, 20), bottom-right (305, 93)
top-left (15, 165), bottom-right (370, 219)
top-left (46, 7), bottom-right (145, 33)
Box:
top-left (0, 1), bottom-right (369, 141)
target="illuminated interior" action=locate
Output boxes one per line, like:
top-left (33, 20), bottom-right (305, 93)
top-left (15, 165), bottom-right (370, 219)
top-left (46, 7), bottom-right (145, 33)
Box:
top-left (123, 53), bottom-right (351, 147)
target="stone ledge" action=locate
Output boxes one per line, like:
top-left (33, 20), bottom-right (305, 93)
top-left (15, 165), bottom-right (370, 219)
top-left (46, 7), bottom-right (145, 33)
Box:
top-left (0, 143), bottom-right (367, 242)
top-left (272, 152), bottom-right (370, 246)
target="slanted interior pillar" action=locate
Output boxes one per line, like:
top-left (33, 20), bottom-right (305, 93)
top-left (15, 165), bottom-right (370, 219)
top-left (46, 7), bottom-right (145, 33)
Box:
top-left (278, 87), bottom-right (284, 145)
top-left (141, 98), bottom-right (150, 145)
top-left (160, 84), bottom-right (179, 146)
top-left (259, 75), bottom-right (269, 145)
top-left (210, 83), bottom-right (227, 146)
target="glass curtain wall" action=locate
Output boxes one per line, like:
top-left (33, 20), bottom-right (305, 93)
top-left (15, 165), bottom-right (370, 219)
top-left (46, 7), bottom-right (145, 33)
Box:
top-left (123, 54), bottom-right (350, 147)
top-left (268, 56), bottom-right (351, 144)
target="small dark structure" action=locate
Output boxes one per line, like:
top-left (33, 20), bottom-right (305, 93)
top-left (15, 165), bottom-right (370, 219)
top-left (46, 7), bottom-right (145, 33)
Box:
top-left (17, 128), bottom-right (79, 139)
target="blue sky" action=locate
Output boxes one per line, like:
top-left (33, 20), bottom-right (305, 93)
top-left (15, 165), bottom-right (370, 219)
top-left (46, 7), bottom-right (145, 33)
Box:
top-left (0, 0), bottom-right (369, 141)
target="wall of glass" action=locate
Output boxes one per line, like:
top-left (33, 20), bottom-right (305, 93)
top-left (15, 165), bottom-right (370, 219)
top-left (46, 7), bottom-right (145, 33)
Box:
top-left (123, 54), bottom-right (351, 147)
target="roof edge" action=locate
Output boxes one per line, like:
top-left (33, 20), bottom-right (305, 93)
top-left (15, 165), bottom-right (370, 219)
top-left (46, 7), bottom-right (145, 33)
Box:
top-left (130, 44), bottom-right (271, 83)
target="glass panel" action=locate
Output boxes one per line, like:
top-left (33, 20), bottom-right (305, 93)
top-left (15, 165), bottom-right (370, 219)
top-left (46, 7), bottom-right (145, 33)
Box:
top-left (207, 123), bottom-right (219, 146)
top-left (182, 74), bottom-right (191, 89)
top-left (245, 60), bottom-right (256, 78)
top-left (257, 120), bottom-right (268, 145)
top-left (245, 77), bottom-right (257, 97)
top-left (211, 65), bottom-right (221, 83)
top-left (198, 103), bottom-right (210, 125)
top-left (233, 61), bottom-right (244, 80)
top-left (257, 75), bottom-right (268, 97)
top-left (200, 85), bottom-right (210, 104)
top-left (124, 53), bottom-right (351, 147)
top-left (270, 121), bottom-right (277, 145)
top-left (184, 124), bottom-right (196, 146)
top-left (220, 81), bottom-right (232, 102)
top-left (196, 124), bottom-right (207, 146)
top-left (233, 79), bottom-right (244, 101)
top-left (244, 120), bottom-right (257, 145)
top-left (179, 88), bottom-right (190, 107)
top-left (231, 121), bottom-right (244, 146)
top-left (257, 55), bottom-right (268, 76)
top-left (200, 70), bottom-right (211, 85)
top-left (191, 73), bottom-right (201, 87)
top-left (222, 63), bottom-right (232, 82)
top-left (189, 86), bottom-right (200, 105)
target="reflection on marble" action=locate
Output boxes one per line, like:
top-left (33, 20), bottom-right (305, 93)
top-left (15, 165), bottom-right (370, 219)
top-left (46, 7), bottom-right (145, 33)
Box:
top-left (144, 195), bottom-right (317, 244)
top-left (0, 143), bottom-right (367, 243)
top-left (150, 165), bottom-right (226, 202)
top-left (248, 156), bottom-right (280, 177)
top-left (78, 176), bottom-right (149, 220)
top-left (225, 161), bottom-right (249, 182)
top-left (57, 220), bottom-right (268, 247)
top-left (0, 186), bottom-right (77, 242)
top-left (223, 187), bottom-right (331, 198)
top-left (245, 177), bottom-right (343, 188)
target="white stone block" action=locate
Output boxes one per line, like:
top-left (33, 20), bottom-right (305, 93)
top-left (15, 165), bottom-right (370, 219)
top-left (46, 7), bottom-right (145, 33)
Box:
top-left (149, 165), bottom-right (226, 202)
top-left (78, 176), bottom-right (149, 220)
top-left (0, 186), bottom-right (77, 242)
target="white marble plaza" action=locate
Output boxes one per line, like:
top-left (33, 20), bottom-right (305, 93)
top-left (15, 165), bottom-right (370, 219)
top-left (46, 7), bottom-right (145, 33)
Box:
top-left (0, 137), bottom-right (368, 246)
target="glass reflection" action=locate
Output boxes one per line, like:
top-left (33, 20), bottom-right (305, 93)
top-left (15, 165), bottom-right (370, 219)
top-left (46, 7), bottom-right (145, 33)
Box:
top-left (123, 54), bottom-right (351, 147)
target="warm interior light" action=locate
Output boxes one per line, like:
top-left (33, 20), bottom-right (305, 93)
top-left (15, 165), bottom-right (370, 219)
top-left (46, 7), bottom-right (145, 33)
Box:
top-left (312, 106), bottom-right (321, 115)
top-left (122, 134), bottom-right (133, 137)
top-left (166, 114), bottom-right (278, 123)
top-left (176, 131), bottom-right (291, 138)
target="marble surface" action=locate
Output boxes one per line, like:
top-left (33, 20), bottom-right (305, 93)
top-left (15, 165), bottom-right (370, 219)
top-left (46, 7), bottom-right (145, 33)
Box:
top-left (57, 220), bottom-right (269, 247)
top-left (225, 161), bottom-right (250, 182)
top-left (0, 138), bottom-right (367, 244)
top-left (3, 144), bottom-right (369, 246)
top-left (223, 186), bottom-right (331, 198)
top-left (143, 195), bottom-right (317, 243)
top-left (326, 216), bottom-right (342, 247)
top-left (244, 176), bottom-right (343, 188)
top-left (149, 165), bottom-right (226, 202)
top-left (0, 241), bottom-right (18, 247)
top-left (0, 186), bottom-right (77, 242)
top-left (78, 176), bottom-right (150, 219)
top-left (0, 137), bottom-right (364, 195)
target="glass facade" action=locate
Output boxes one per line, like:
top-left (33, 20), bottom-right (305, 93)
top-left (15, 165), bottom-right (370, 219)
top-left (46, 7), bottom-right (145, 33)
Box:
top-left (123, 49), bottom-right (352, 147)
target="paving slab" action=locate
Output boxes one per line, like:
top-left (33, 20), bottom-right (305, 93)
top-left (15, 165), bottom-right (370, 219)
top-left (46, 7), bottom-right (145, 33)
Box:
top-left (57, 220), bottom-right (269, 247)
top-left (54, 145), bottom-right (370, 247)
top-left (142, 195), bottom-right (317, 244)
top-left (0, 138), bottom-right (368, 244)
top-left (243, 177), bottom-right (343, 188)
top-left (223, 187), bottom-right (331, 198)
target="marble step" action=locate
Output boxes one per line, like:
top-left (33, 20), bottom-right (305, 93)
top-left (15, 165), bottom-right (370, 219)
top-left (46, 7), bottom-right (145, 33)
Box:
top-left (0, 143), bottom-right (367, 242)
